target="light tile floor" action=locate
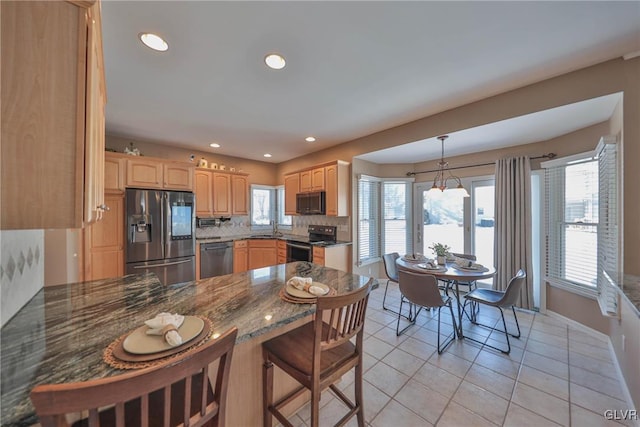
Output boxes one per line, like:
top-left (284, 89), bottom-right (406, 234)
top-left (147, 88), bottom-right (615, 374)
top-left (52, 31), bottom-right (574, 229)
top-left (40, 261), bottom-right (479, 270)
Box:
top-left (286, 281), bottom-right (634, 427)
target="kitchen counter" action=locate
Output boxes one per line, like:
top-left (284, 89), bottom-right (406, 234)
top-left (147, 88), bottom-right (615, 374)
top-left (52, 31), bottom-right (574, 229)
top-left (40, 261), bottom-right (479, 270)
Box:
top-left (0, 262), bottom-right (374, 426)
top-left (196, 234), bottom-right (353, 248)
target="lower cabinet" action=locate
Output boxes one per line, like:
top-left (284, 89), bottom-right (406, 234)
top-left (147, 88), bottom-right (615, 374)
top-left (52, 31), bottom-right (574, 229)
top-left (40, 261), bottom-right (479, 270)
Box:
top-left (277, 240), bottom-right (287, 264)
top-left (234, 240), bottom-right (248, 273)
top-left (84, 194), bottom-right (124, 280)
top-left (312, 247), bottom-right (325, 266)
top-left (248, 239), bottom-right (277, 270)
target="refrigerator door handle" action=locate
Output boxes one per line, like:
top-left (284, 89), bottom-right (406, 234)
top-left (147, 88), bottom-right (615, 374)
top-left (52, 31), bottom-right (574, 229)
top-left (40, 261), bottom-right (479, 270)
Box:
top-left (132, 259), bottom-right (192, 269)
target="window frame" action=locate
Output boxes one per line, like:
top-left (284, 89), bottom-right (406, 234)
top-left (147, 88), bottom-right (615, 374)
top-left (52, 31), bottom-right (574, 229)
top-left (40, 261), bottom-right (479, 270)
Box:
top-left (356, 175), bottom-right (413, 266)
top-left (250, 184), bottom-right (291, 230)
top-left (543, 150), bottom-right (600, 298)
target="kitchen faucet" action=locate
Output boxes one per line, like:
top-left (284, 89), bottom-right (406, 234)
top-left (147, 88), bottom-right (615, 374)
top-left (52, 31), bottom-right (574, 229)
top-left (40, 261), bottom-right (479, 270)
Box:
top-left (271, 220), bottom-right (280, 236)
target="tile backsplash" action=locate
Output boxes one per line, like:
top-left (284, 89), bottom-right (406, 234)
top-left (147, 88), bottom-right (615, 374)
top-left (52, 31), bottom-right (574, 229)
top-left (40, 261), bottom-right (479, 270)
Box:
top-left (1, 229), bottom-right (44, 327)
top-left (195, 216), bottom-right (350, 241)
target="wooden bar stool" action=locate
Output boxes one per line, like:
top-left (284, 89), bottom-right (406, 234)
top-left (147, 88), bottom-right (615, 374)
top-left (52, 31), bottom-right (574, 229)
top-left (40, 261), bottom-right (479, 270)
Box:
top-left (262, 279), bottom-right (373, 427)
top-left (30, 327), bottom-right (238, 427)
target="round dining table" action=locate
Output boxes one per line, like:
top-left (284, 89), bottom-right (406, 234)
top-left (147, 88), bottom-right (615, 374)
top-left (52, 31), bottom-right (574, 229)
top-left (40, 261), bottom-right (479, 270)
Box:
top-left (395, 257), bottom-right (496, 337)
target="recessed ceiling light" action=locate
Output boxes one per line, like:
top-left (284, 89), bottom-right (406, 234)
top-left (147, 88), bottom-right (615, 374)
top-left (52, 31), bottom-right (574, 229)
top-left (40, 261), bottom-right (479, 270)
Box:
top-left (264, 153), bottom-right (272, 158)
top-left (210, 143), bottom-right (221, 148)
top-left (264, 53), bottom-right (286, 70)
top-left (305, 136), bottom-right (316, 142)
top-left (139, 33), bottom-right (168, 52)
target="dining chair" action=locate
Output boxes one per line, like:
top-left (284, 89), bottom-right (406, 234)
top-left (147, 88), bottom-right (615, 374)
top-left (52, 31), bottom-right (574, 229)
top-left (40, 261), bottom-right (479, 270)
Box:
top-left (30, 326), bottom-right (238, 427)
top-left (381, 252), bottom-right (400, 313)
top-left (462, 269), bottom-right (526, 354)
top-left (396, 270), bottom-right (457, 354)
top-left (262, 278), bottom-right (373, 427)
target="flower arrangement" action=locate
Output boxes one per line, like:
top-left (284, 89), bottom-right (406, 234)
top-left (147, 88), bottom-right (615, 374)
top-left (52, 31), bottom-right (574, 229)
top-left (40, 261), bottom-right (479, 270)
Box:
top-left (429, 242), bottom-right (450, 257)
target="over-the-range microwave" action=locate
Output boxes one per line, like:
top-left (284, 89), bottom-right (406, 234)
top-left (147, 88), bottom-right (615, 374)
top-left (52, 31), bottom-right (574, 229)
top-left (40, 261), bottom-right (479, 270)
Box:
top-left (296, 191), bottom-right (326, 215)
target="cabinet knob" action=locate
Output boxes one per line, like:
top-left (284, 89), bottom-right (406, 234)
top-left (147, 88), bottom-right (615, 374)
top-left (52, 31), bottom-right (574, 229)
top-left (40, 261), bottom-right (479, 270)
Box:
top-left (97, 204), bottom-right (110, 211)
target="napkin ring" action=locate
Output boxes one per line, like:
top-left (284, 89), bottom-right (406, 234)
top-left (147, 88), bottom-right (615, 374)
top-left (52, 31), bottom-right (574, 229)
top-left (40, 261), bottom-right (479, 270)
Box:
top-left (161, 324), bottom-right (178, 339)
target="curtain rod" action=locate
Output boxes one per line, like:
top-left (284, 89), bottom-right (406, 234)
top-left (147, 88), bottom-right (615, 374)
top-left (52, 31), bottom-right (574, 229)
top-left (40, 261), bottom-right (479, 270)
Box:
top-left (405, 153), bottom-right (556, 177)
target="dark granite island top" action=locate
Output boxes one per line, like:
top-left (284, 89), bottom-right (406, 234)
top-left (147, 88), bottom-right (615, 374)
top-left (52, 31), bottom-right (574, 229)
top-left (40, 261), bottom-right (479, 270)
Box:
top-left (1, 262), bottom-right (374, 427)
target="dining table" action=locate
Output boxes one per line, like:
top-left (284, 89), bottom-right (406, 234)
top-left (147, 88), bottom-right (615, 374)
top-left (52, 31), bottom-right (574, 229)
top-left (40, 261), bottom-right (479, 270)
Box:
top-left (395, 256), bottom-right (496, 337)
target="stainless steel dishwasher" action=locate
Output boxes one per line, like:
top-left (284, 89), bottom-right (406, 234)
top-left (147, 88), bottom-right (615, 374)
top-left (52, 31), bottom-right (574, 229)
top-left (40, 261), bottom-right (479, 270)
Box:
top-left (200, 241), bottom-right (234, 279)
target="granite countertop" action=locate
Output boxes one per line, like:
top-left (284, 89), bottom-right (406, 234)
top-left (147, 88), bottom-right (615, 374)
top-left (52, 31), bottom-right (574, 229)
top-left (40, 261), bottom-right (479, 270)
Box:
top-left (196, 234), bottom-right (352, 248)
top-left (0, 262), bottom-right (374, 426)
top-left (620, 274), bottom-right (640, 316)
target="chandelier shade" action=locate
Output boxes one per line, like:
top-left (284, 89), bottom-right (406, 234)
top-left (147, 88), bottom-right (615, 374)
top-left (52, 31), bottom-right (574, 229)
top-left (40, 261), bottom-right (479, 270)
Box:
top-left (427, 135), bottom-right (470, 197)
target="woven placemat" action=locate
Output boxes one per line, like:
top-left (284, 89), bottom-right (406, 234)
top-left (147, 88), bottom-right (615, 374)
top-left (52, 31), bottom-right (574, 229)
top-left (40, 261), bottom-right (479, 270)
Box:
top-left (103, 316), bottom-right (214, 370)
top-left (279, 286), bottom-right (337, 304)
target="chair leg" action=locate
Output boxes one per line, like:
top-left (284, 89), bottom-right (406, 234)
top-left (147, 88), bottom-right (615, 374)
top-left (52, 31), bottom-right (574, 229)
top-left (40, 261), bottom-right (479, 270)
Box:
top-left (436, 303), bottom-right (456, 354)
top-left (262, 360), bottom-right (274, 427)
top-left (511, 306), bottom-right (522, 338)
top-left (498, 307), bottom-right (511, 354)
top-left (310, 388), bottom-right (320, 427)
top-left (355, 359), bottom-right (365, 427)
top-left (396, 297), bottom-right (416, 336)
top-left (461, 302), bottom-right (520, 354)
top-left (382, 279), bottom-right (392, 310)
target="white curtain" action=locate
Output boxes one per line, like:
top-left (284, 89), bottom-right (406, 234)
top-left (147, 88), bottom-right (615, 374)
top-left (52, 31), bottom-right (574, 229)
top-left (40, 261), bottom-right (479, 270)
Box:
top-left (494, 156), bottom-right (534, 309)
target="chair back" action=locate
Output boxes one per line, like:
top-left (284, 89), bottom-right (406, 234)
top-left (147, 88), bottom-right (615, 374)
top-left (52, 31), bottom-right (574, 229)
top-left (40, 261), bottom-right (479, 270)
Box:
top-left (382, 253), bottom-right (400, 282)
top-left (398, 270), bottom-right (445, 308)
top-left (31, 326), bottom-right (238, 427)
top-left (315, 278), bottom-right (373, 353)
top-left (452, 253), bottom-right (477, 261)
top-left (498, 269), bottom-right (527, 307)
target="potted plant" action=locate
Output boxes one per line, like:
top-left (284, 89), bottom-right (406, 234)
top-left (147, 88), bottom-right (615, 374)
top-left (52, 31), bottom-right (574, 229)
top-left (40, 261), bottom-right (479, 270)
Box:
top-left (429, 242), bottom-right (450, 265)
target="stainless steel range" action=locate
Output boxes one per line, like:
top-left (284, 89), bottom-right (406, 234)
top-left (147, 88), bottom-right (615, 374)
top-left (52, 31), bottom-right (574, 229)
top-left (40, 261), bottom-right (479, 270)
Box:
top-left (285, 225), bottom-right (337, 263)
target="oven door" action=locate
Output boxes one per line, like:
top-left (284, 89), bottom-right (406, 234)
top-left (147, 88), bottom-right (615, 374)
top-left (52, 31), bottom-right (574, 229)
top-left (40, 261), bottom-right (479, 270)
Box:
top-left (286, 242), bottom-right (312, 262)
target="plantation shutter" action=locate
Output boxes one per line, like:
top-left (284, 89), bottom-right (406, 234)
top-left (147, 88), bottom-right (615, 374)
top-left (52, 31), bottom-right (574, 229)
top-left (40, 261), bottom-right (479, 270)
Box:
top-left (357, 176), bottom-right (381, 265)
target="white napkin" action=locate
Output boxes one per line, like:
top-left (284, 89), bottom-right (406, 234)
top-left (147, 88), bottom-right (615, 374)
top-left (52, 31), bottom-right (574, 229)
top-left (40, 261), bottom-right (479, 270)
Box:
top-left (403, 253), bottom-right (426, 262)
top-left (145, 312), bottom-right (184, 347)
top-left (426, 260), bottom-right (439, 269)
top-left (287, 276), bottom-right (328, 296)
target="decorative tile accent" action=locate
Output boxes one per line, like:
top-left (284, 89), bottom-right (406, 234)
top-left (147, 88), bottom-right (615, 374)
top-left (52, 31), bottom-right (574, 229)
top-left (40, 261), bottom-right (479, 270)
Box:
top-left (1, 229), bottom-right (44, 327)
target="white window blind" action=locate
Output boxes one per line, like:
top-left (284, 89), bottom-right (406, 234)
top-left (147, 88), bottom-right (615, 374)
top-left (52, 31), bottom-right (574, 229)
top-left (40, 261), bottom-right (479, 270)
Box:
top-left (596, 136), bottom-right (619, 316)
top-left (544, 154), bottom-right (599, 293)
top-left (383, 181), bottom-right (412, 255)
top-left (358, 177), bottom-right (381, 265)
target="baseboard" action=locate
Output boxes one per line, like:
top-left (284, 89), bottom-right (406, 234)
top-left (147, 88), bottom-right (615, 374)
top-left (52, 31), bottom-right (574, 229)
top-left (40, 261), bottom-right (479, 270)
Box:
top-left (546, 310), bottom-right (637, 422)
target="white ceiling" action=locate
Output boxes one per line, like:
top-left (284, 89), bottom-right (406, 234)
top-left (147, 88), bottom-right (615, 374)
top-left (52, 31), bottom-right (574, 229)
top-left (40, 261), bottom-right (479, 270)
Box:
top-left (101, 1), bottom-right (640, 164)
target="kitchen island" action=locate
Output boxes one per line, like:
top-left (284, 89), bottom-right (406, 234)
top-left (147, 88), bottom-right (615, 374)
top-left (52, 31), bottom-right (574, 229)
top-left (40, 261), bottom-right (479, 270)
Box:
top-left (1, 262), bottom-right (374, 427)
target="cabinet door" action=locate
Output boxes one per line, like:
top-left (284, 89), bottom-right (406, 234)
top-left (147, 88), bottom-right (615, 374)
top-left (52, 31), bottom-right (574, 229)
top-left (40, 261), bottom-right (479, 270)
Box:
top-left (164, 164), bottom-right (194, 190)
top-left (325, 161), bottom-right (350, 217)
top-left (194, 170), bottom-right (213, 217)
top-left (127, 158), bottom-right (163, 189)
top-left (311, 167), bottom-right (325, 191)
top-left (232, 174), bottom-right (249, 215)
top-left (325, 164), bottom-right (338, 216)
top-left (234, 247), bottom-right (248, 273)
top-left (312, 246), bottom-right (325, 266)
top-left (212, 173), bottom-right (232, 215)
top-left (284, 173), bottom-right (300, 215)
top-left (300, 170), bottom-right (312, 192)
top-left (85, 195), bottom-right (124, 280)
top-left (277, 240), bottom-right (286, 264)
top-left (104, 154), bottom-right (124, 192)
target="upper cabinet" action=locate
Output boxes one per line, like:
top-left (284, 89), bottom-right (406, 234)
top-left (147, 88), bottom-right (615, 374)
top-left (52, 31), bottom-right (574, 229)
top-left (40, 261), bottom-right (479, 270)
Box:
top-left (284, 161), bottom-right (350, 217)
top-left (1, 0), bottom-right (107, 229)
top-left (284, 173), bottom-right (300, 215)
top-left (194, 168), bottom-right (248, 217)
top-left (299, 167), bottom-right (325, 192)
top-left (126, 158), bottom-right (194, 191)
top-left (104, 153), bottom-right (125, 193)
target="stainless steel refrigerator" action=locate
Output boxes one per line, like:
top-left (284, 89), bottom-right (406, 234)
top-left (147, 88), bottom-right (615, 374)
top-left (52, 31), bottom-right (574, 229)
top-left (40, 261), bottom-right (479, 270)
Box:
top-left (125, 189), bottom-right (195, 285)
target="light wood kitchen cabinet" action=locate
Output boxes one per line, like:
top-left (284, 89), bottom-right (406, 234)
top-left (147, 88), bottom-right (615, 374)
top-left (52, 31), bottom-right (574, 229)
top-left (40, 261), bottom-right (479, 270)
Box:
top-left (163, 163), bottom-right (194, 191)
top-left (312, 246), bottom-right (325, 266)
top-left (231, 174), bottom-right (249, 215)
top-left (233, 240), bottom-right (248, 273)
top-left (248, 239), bottom-right (277, 269)
top-left (284, 173), bottom-right (300, 215)
top-left (126, 158), bottom-right (193, 191)
top-left (212, 172), bottom-right (232, 215)
top-left (277, 240), bottom-right (287, 264)
top-left (84, 194), bottom-right (124, 280)
top-left (104, 153), bottom-right (125, 193)
top-left (325, 161), bottom-right (350, 216)
top-left (1, 0), bottom-right (107, 229)
top-left (300, 170), bottom-right (312, 192)
top-left (126, 158), bottom-right (164, 189)
top-left (311, 167), bottom-right (325, 191)
top-left (195, 169), bottom-right (214, 217)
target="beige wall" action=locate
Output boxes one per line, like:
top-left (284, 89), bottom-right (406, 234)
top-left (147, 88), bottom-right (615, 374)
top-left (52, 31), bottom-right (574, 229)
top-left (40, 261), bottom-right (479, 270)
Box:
top-left (107, 135), bottom-right (278, 186)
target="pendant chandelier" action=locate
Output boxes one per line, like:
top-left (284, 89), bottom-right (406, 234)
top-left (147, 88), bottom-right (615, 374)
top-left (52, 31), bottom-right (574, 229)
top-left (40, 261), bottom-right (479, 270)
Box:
top-left (428, 135), bottom-right (470, 197)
